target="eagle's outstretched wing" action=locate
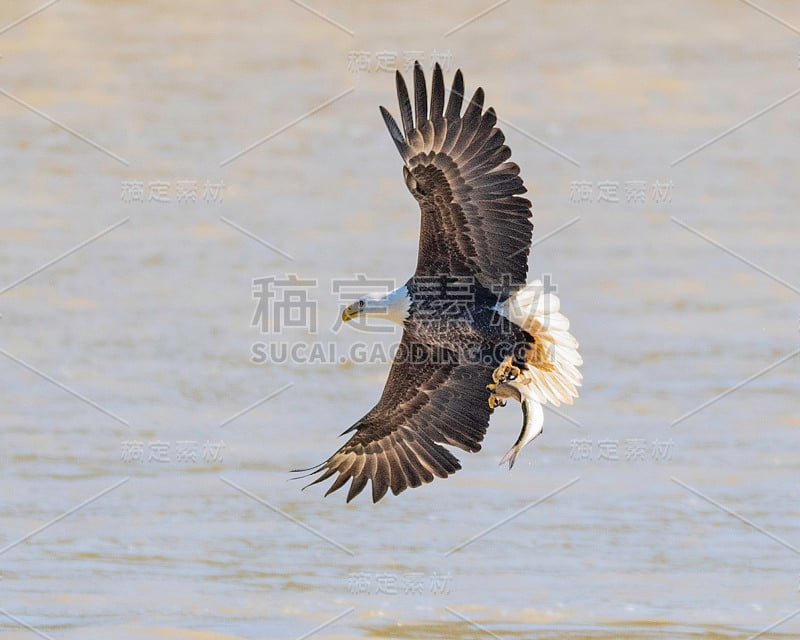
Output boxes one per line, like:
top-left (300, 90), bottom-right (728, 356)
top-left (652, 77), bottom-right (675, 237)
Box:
top-left (381, 62), bottom-right (533, 299)
top-left (301, 332), bottom-right (495, 503)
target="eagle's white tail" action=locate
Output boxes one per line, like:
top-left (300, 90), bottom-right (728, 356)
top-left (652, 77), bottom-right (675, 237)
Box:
top-left (492, 280), bottom-right (583, 467)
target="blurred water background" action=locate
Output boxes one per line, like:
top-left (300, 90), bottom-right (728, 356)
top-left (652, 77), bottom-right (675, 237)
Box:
top-left (1, 1), bottom-right (799, 638)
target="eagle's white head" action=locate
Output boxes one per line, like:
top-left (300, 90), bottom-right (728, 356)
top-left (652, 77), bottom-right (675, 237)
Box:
top-left (341, 285), bottom-right (410, 326)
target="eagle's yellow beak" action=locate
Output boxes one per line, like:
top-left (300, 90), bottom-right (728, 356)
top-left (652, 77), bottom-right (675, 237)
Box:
top-left (342, 302), bottom-right (361, 322)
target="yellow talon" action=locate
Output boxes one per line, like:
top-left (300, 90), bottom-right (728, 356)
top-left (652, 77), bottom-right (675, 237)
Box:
top-left (492, 355), bottom-right (527, 385)
top-left (504, 365), bottom-right (521, 382)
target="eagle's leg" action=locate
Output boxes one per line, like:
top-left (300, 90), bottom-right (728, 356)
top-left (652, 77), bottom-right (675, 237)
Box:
top-left (487, 336), bottom-right (544, 407)
top-left (487, 339), bottom-right (538, 407)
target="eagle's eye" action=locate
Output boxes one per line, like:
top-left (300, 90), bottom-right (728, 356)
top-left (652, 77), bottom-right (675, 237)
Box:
top-left (359, 300), bottom-right (365, 309)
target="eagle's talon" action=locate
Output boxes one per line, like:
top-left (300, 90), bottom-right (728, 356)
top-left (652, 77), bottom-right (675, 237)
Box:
top-left (487, 390), bottom-right (507, 409)
top-left (501, 364), bottom-right (522, 383)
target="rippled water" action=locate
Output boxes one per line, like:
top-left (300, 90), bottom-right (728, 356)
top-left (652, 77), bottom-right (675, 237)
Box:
top-left (2, 1), bottom-right (799, 638)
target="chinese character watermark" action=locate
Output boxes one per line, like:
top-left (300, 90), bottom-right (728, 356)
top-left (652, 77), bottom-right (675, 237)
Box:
top-left (120, 179), bottom-right (225, 204)
top-left (249, 273), bottom-right (569, 366)
top-left (569, 180), bottom-right (674, 205)
top-left (347, 49), bottom-right (453, 74)
top-left (568, 438), bottom-right (674, 462)
top-left (330, 274), bottom-right (397, 334)
top-left (346, 571), bottom-right (452, 595)
top-left (252, 275), bottom-right (318, 334)
top-left (120, 440), bottom-right (226, 464)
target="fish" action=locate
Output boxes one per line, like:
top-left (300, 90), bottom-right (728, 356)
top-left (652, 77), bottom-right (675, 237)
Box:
top-left (488, 281), bottom-right (583, 468)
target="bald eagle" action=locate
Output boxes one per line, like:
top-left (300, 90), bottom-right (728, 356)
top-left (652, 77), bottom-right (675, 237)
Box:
top-left (298, 63), bottom-right (581, 503)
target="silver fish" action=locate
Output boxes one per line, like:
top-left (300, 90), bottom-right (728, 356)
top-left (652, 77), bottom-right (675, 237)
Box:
top-left (488, 366), bottom-right (545, 469)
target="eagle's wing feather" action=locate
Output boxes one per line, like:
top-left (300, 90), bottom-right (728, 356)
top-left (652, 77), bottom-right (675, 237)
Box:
top-left (303, 333), bottom-right (494, 503)
top-left (381, 62), bottom-right (533, 299)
